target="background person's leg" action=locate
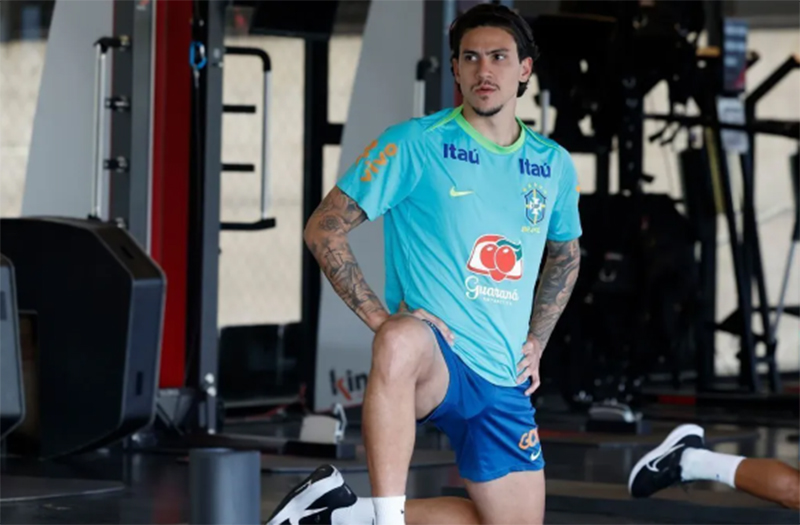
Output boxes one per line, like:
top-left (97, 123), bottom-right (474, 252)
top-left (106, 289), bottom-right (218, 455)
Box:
top-left (629, 424), bottom-right (800, 512)
top-left (733, 459), bottom-right (800, 510)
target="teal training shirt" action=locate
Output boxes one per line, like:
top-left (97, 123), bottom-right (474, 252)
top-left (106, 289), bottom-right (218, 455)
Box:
top-left (337, 106), bottom-right (583, 387)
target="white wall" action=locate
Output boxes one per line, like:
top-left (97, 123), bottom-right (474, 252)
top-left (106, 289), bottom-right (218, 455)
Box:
top-left (20, 0), bottom-right (114, 219)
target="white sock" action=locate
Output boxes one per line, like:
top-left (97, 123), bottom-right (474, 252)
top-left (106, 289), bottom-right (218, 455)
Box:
top-left (372, 495), bottom-right (406, 525)
top-left (680, 448), bottom-right (745, 488)
top-left (331, 497), bottom-right (376, 525)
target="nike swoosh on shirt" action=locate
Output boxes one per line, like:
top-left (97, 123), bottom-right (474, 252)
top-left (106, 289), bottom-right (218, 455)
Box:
top-left (530, 448), bottom-right (542, 462)
top-left (449, 187), bottom-right (474, 197)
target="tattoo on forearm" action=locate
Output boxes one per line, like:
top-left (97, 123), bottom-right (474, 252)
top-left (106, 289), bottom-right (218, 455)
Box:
top-left (306, 188), bottom-right (387, 328)
top-left (529, 239), bottom-right (581, 347)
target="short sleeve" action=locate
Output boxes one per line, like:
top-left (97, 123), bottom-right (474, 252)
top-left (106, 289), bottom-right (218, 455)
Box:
top-left (336, 120), bottom-right (425, 221)
top-left (547, 149), bottom-right (583, 242)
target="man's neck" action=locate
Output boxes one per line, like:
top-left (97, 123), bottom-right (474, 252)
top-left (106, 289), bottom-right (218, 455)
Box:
top-left (461, 103), bottom-right (521, 147)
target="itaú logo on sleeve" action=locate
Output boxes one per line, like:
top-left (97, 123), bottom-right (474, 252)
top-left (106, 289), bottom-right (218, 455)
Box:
top-left (464, 234), bottom-right (522, 304)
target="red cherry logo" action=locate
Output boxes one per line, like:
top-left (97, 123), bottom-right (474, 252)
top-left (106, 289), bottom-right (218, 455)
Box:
top-left (489, 269), bottom-right (506, 281)
top-left (495, 246), bottom-right (516, 274)
top-left (480, 244), bottom-right (498, 269)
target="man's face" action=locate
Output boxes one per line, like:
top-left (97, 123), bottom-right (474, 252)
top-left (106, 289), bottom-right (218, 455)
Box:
top-left (452, 26), bottom-right (532, 117)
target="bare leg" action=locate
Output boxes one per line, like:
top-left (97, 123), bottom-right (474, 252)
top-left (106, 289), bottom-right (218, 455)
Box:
top-left (465, 470), bottom-right (546, 525)
top-left (406, 497), bottom-right (481, 524)
top-left (268, 314), bottom-right (532, 525)
top-left (734, 459), bottom-right (800, 510)
top-left (362, 315), bottom-right (449, 493)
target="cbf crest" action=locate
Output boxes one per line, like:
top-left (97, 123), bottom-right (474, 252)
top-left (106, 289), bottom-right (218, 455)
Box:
top-left (522, 182), bottom-right (547, 234)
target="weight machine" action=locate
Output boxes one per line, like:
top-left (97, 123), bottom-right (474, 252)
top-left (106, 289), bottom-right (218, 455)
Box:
top-left (529, 0), bottom-right (799, 420)
top-left (134, 0), bottom-right (355, 456)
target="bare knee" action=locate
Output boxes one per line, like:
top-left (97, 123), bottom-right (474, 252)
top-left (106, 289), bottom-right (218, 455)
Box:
top-left (371, 316), bottom-right (432, 384)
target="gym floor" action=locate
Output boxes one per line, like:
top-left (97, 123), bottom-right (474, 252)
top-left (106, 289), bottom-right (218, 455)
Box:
top-left (2, 407), bottom-right (798, 525)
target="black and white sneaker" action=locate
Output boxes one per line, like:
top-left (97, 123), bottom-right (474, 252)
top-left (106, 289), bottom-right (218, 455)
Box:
top-left (628, 424), bottom-right (705, 498)
top-left (265, 465), bottom-right (357, 525)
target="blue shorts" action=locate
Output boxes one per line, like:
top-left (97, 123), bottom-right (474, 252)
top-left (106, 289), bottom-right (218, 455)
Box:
top-left (419, 322), bottom-right (545, 482)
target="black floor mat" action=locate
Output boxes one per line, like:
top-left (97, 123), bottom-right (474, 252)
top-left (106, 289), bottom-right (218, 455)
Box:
top-left (540, 423), bottom-right (758, 448)
top-left (443, 480), bottom-right (798, 524)
top-left (0, 475), bottom-right (125, 503)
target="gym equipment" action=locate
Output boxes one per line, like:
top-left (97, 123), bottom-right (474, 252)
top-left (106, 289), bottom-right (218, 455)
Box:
top-left (0, 17), bottom-right (166, 459)
top-left (649, 52), bottom-right (799, 396)
top-left (299, 404), bottom-right (347, 445)
top-left (218, 323), bottom-right (302, 404)
top-left (130, 0), bottom-right (357, 461)
top-left (87, 0), bottom-right (363, 464)
top-left (768, 149), bottom-right (799, 343)
top-left (528, 4), bottom-right (705, 415)
top-left (540, 193), bottom-right (698, 412)
top-left (189, 448), bottom-right (261, 525)
top-left (0, 217), bottom-right (165, 458)
top-left (714, 52), bottom-right (800, 393)
top-left (0, 254), bottom-right (25, 440)
top-left (443, 480), bottom-right (799, 525)
top-left (586, 401), bottom-right (647, 435)
top-left (102, 1), bottom-right (156, 249)
top-left (530, 3), bottom-right (800, 414)
top-left (531, 1), bottom-right (706, 190)
top-left (220, 46), bottom-right (276, 232)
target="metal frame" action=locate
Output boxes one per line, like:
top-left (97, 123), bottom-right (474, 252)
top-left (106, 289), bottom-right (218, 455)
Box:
top-left (220, 46), bottom-right (276, 232)
top-left (186, 0), bottom-right (225, 433)
top-left (422, 0), bottom-right (457, 115)
top-left (301, 36), bottom-right (343, 414)
top-left (107, 0), bottom-right (156, 251)
top-left (170, 0), bottom-right (344, 431)
top-left (737, 54), bottom-right (800, 392)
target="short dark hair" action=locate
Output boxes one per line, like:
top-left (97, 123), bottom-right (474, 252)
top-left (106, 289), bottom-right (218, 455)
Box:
top-left (448, 3), bottom-right (540, 97)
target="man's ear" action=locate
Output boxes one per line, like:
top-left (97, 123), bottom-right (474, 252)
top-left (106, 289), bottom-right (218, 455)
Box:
top-left (451, 57), bottom-right (460, 84)
top-left (519, 56), bottom-right (533, 82)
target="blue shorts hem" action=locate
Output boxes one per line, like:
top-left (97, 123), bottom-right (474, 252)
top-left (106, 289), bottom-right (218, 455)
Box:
top-left (459, 460), bottom-right (546, 483)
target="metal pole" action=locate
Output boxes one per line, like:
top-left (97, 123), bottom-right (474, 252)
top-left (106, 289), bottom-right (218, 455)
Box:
top-left (92, 46), bottom-right (107, 220)
top-left (260, 70), bottom-right (271, 220)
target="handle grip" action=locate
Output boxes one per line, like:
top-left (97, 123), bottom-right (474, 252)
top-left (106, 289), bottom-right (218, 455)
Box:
top-left (90, 36), bottom-right (129, 220)
top-left (223, 46), bottom-right (274, 230)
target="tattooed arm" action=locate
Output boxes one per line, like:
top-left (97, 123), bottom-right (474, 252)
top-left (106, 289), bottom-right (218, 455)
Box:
top-left (517, 238), bottom-right (580, 394)
top-left (303, 187), bottom-right (390, 333)
top-left (529, 238), bottom-right (581, 347)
